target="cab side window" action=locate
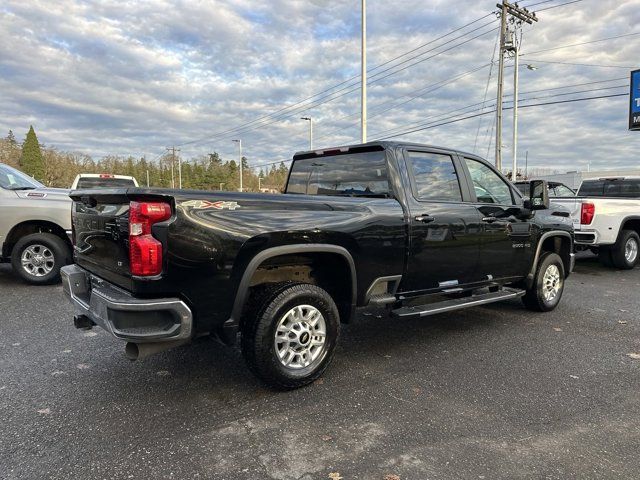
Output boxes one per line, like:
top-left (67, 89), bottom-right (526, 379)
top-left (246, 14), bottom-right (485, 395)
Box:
top-left (407, 151), bottom-right (462, 202)
top-left (463, 158), bottom-right (514, 205)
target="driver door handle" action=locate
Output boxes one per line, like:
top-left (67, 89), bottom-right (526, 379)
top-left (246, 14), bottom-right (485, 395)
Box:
top-left (482, 216), bottom-right (498, 223)
top-left (415, 214), bottom-right (435, 223)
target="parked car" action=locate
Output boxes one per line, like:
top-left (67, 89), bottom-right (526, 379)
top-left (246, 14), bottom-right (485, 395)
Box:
top-left (0, 163), bottom-right (72, 284)
top-left (71, 173), bottom-right (138, 189)
top-left (61, 142), bottom-right (574, 389)
top-left (552, 176), bottom-right (640, 269)
top-left (515, 180), bottom-right (575, 198)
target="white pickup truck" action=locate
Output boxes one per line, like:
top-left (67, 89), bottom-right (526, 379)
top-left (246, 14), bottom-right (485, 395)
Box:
top-left (552, 177), bottom-right (640, 269)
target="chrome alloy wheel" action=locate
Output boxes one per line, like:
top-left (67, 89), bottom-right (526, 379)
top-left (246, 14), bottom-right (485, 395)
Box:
top-left (625, 237), bottom-right (638, 264)
top-left (21, 244), bottom-right (55, 277)
top-left (274, 304), bottom-right (327, 370)
top-left (542, 264), bottom-right (561, 303)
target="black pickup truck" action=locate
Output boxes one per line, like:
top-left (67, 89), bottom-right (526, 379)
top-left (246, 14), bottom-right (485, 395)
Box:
top-left (61, 141), bottom-right (574, 389)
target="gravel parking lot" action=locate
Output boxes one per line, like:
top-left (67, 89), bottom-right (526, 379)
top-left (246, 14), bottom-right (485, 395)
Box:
top-left (1, 254), bottom-right (639, 480)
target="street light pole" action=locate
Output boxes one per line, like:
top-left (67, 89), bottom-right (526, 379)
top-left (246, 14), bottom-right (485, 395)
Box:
top-left (301, 117), bottom-right (313, 150)
top-left (232, 139), bottom-right (242, 192)
top-left (361, 0), bottom-right (367, 143)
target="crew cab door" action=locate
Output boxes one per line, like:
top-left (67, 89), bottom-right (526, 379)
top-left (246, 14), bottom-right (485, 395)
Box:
top-left (400, 149), bottom-right (483, 293)
top-left (460, 156), bottom-right (534, 280)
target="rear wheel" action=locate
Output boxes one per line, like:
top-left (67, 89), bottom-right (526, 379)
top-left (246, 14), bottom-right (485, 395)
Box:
top-left (522, 252), bottom-right (565, 312)
top-left (241, 282), bottom-right (340, 389)
top-left (610, 230), bottom-right (639, 270)
top-left (10, 233), bottom-right (71, 285)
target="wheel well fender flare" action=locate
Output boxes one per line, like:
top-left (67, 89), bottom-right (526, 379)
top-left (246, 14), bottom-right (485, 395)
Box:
top-left (526, 231), bottom-right (573, 289)
top-left (617, 216), bottom-right (640, 242)
top-left (222, 244), bottom-right (357, 343)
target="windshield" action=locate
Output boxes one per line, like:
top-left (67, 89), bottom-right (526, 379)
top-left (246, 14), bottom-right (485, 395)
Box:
top-left (286, 150), bottom-right (389, 197)
top-left (75, 177), bottom-right (136, 189)
top-left (0, 164), bottom-right (44, 190)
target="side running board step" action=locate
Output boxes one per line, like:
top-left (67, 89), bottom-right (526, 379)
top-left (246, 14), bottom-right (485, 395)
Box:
top-left (391, 287), bottom-right (525, 319)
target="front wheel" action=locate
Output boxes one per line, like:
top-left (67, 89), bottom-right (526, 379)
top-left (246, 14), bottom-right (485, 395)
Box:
top-left (241, 282), bottom-right (340, 390)
top-left (522, 252), bottom-right (565, 312)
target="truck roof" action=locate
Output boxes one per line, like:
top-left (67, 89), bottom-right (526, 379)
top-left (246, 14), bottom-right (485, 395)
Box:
top-left (293, 141), bottom-right (484, 161)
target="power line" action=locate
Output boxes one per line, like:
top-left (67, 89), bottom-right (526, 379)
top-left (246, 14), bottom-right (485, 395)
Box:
top-left (522, 58), bottom-right (636, 69)
top-left (473, 29), bottom-right (500, 152)
top-left (181, 23), bottom-right (499, 149)
top-left (175, 15), bottom-right (498, 149)
top-left (536, 0), bottom-right (585, 12)
top-left (522, 32), bottom-right (640, 56)
top-left (378, 92), bottom-right (627, 140)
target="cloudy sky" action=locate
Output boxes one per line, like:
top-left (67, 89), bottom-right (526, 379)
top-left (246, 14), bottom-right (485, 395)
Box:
top-left (1, 0), bottom-right (638, 173)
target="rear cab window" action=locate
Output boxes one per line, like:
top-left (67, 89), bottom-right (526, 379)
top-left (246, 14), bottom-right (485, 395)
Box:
top-left (578, 180), bottom-right (604, 196)
top-left (578, 179), bottom-right (640, 198)
top-left (76, 178), bottom-right (137, 189)
top-left (286, 149), bottom-right (389, 197)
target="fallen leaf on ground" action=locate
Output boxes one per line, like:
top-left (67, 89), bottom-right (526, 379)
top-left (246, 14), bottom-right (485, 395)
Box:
top-left (553, 327), bottom-right (563, 332)
top-left (321, 434), bottom-right (333, 441)
top-left (157, 370), bottom-right (170, 376)
top-left (314, 377), bottom-right (324, 385)
top-left (385, 475), bottom-right (401, 480)
top-left (569, 375), bottom-right (579, 379)
top-left (626, 353), bottom-right (640, 360)
top-left (618, 320), bottom-right (628, 325)
top-left (76, 364), bottom-right (90, 370)
top-left (328, 473), bottom-right (343, 480)
top-left (37, 408), bottom-right (51, 415)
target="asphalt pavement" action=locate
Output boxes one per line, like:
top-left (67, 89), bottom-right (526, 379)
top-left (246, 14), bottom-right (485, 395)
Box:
top-left (1, 254), bottom-right (639, 480)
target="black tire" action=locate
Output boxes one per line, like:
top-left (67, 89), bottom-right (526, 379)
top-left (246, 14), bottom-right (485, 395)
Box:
top-left (241, 282), bottom-right (340, 390)
top-left (522, 252), bottom-right (565, 312)
top-left (10, 233), bottom-right (71, 285)
top-left (598, 248), bottom-right (614, 268)
top-left (610, 230), bottom-right (639, 270)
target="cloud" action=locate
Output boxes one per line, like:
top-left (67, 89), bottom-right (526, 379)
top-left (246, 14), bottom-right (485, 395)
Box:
top-left (0, 0), bottom-right (637, 172)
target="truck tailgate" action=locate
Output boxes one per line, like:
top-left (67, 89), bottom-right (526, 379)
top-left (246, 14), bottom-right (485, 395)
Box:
top-left (71, 190), bottom-right (133, 285)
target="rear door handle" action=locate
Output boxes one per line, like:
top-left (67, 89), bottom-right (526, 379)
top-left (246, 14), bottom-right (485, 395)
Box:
top-left (482, 216), bottom-right (498, 223)
top-left (415, 214), bottom-right (435, 223)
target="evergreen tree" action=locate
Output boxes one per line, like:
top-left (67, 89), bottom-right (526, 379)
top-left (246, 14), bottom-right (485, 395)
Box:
top-left (7, 130), bottom-right (16, 145)
top-left (19, 126), bottom-right (45, 181)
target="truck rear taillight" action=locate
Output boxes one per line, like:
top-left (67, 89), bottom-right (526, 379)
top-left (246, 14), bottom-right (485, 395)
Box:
top-left (581, 202), bottom-right (595, 225)
top-left (129, 201), bottom-right (171, 276)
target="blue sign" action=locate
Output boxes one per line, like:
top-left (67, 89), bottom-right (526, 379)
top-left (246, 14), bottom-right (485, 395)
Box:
top-left (630, 69), bottom-right (640, 131)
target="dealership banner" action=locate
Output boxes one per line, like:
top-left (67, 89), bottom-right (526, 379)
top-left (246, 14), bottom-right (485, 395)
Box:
top-left (630, 69), bottom-right (640, 131)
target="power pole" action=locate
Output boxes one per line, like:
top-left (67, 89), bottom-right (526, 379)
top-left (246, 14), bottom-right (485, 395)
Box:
top-left (495, 1), bottom-right (537, 174)
top-left (495, 1), bottom-right (508, 171)
top-left (232, 139), bottom-right (242, 192)
top-left (512, 40), bottom-right (519, 181)
top-left (361, 0), bottom-right (367, 143)
top-left (166, 146), bottom-right (180, 189)
top-left (146, 169), bottom-right (150, 187)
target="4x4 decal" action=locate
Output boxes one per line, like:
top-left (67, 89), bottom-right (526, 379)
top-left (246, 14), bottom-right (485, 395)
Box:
top-left (181, 200), bottom-right (240, 210)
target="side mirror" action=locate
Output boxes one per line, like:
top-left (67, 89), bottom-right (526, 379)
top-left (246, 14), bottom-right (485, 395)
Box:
top-left (526, 180), bottom-right (550, 210)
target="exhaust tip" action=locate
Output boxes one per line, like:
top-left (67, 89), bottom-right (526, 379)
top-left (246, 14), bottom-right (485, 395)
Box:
top-left (125, 342), bottom-right (140, 361)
